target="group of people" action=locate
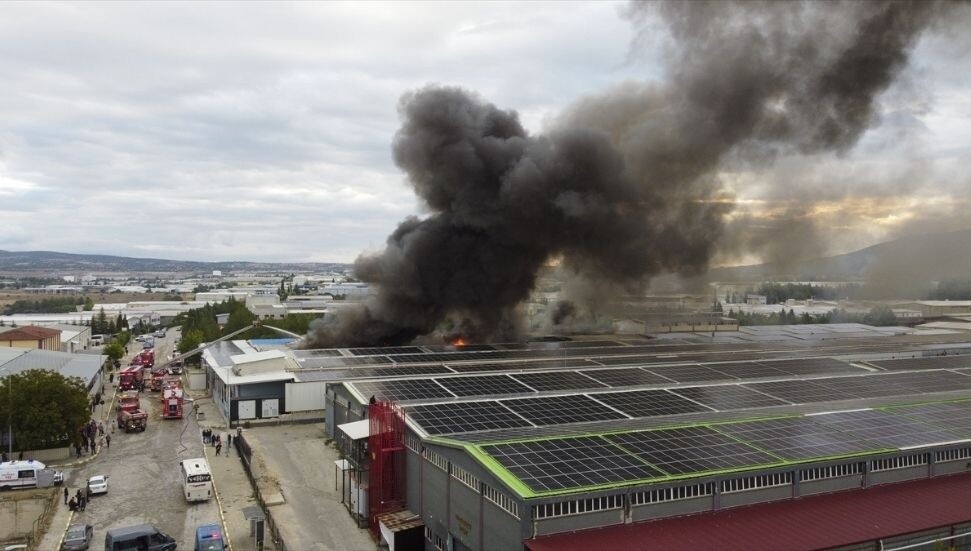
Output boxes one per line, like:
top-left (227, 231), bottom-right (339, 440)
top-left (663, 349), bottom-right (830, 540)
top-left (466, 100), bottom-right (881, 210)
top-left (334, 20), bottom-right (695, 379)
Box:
top-left (202, 428), bottom-right (234, 456)
top-left (75, 420), bottom-right (109, 458)
top-left (65, 487), bottom-right (92, 512)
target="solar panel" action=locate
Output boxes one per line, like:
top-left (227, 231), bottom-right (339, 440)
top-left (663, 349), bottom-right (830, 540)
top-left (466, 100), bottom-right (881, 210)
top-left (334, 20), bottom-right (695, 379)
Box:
top-left (294, 364), bottom-right (451, 382)
top-left (670, 385), bottom-right (789, 410)
top-left (434, 375), bottom-right (534, 397)
top-left (891, 400), bottom-right (971, 434)
top-left (810, 409), bottom-right (963, 448)
top-left (407, 401), bottom-right (532, 435)
top-left (743, 380), bottom-right (858, 404)
top-left (579, 368), bottom-right (676, 387)
top-left (482, 437), bottom-right (664, 492)
top-left (347, 346), bottom-right (424, 356)
top-left (591, 389), bottom-right (712, 418)
top-left (510, 371), bottom-right (607, 392)
top-left (644, 365), bottom-right (737, 383)
top-left (607, 426), bottom-right (780, 475)
top-left (350, 379), bottom-right (454, 402)
top-left (297, 355), bottom-right (393, 368)
top-left (869, 355), bottom-right (971, 371)
top-left (759, 358), bottom-right (859, 375)
top-left (715, 417), bottom-right (882, 460)
top-left (501, 395), bottom-right (628, 426)
top-left (702, 362), bottom-right (791, 380)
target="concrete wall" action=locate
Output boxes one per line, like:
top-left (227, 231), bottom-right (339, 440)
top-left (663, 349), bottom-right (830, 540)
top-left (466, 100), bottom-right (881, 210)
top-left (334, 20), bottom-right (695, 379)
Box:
top-left (533, 508), bottom-right (623, 537)
top-left (0, 489), bottom-right (54, 541)
top-left (482, 500), bottom-right (522, 551)
top-left (934, 460), bottom-right (971, 476)
top-left (630, 496), bottom-right (712, 522)
top-left (449, 478), bottom-right (480, 550)
top-left (799, 475), bottom-right (863, 496)
top-left (719, 485), bottom-right (793, 509)
top-left (868, 465), bottom-right (929, 486)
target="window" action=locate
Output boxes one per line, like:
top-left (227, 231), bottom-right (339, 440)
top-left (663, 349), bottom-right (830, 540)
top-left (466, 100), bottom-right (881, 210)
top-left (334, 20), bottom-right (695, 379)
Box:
top-left (799, 463), bottom-right (862, 482)
top-left (451, 464), bottom-right (480, 492)
top-left (404, 433), bottom-right (421, 453)
top-left (871, 453), bottom-right (928, 472)
top-left (631, 483), bottom-right (713, 505)
top-left (421, 448), bottom-right (448, 471)
top-left (720, 472), bottom-right (792, 494)
top-left (533, 494), bottom-right (624, 519)
top-left (936, 448), bottom-right (971, 463)
top-left (483, 484), bottom-right (519, 518)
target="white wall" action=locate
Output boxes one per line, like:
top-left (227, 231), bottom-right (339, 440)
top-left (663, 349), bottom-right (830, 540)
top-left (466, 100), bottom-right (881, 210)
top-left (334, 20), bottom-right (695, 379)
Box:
top-left (286, 381), bottom-right (327, 412)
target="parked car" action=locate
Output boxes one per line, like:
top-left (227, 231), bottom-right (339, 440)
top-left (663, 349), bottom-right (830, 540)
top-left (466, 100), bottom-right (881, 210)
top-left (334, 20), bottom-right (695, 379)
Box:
top-left (104, 524), bottom-right (176, 551)
top-left (87, 475), bottom-right (108, 495)
top-left (154, 329), bottom-right (166, 338)
top-left (194, 524), bottom-right (225, 551)
top-left (61, 523), bottom-right (93, 551)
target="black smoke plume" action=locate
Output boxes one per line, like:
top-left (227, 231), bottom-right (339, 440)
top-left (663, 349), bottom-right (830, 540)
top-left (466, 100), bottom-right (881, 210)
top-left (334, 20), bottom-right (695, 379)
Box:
top-left (306, 0), bottom-right (945, 348)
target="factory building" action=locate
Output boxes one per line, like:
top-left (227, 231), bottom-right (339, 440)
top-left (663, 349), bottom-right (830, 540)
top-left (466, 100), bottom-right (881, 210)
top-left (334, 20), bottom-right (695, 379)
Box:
top-left (300, 325), bottom-right (971, 551)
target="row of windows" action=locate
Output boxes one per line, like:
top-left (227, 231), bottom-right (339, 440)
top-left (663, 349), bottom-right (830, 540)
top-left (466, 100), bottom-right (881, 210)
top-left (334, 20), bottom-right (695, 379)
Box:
top-left (937, 447), bottom-right (971, 463)
top-left (800, 462), bottom-right (863, 481)
top-left (631, 482), bottom-right (714, 505)
top-left (533, 495), bottom-right (624, 519)
top-left (483, 484), bottom-right (519, 519)
top-left (425, 527), bottom-right (447, 551)
top-left (871, 453), bottom-right (928, 472)
top-left (721, 472), bottom-right (792, 494)
top-left (404, 433), bottom-right (421, 453)
top-left (451, 464), bottom-right (480, 492)
top-left (421, 448), bottom-right (448, 472)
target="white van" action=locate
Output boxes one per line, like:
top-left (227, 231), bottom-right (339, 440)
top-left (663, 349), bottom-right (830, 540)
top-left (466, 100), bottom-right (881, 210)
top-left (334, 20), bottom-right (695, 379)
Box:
top-left (90, 335), bottom-right (105, 346)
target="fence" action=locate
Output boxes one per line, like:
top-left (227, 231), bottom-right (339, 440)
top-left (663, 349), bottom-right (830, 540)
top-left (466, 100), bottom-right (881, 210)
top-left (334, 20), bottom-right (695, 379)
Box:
top-left (236, 434), bottom-right (287, 551)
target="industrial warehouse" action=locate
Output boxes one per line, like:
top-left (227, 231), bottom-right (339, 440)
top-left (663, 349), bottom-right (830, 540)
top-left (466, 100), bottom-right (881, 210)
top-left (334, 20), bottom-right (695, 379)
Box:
top-left (287, 324), bottom-right (971, 551)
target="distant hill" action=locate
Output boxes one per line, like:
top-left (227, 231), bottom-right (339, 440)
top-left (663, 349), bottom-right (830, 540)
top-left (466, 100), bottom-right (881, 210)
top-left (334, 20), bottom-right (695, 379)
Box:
top-left (0, 250), bottom-right (350, 275)
top-left (710, 228), bottom-right (971, 286)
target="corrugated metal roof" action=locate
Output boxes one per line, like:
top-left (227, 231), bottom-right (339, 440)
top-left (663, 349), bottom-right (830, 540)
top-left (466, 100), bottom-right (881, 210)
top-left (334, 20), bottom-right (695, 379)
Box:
top-left (0, 349), bottom-right (102, 385)
top-left (526, 472), bottom-right (971, 551)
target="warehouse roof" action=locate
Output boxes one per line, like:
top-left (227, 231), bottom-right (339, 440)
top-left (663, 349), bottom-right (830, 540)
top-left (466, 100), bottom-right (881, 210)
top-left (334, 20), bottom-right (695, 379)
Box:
top-left (526, 470), bottom-right (971, 551)
top-left (0, 325), bottom-right (61, 340)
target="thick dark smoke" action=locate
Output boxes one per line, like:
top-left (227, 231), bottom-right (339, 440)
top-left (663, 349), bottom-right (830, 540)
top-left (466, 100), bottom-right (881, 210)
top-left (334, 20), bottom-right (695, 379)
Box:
top-left (307, 0), bottom-right (945, 348)
top-left (551, 301), bottom-right (578, 327)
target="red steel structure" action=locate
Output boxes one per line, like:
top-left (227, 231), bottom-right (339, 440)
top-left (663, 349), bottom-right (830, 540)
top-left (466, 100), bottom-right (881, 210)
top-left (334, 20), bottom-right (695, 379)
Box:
top-left (367, 401), bottom-right (406, 536)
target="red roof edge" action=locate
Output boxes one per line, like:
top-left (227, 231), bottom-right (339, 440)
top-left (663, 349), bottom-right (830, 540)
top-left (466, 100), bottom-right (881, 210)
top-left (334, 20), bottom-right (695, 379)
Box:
top-left (526, 472), bottom-right (971, 551)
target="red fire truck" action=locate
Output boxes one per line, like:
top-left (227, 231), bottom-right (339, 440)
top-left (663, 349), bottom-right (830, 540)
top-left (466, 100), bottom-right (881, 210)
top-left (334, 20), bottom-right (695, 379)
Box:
top-left (115, 391), bottom-right (148, 432)
top-left (161, 377), bottom-right (184, 419)
top-left (118, 364), bottom-right (145, 391)
top-left (150, 368), bottom-right (167, 391)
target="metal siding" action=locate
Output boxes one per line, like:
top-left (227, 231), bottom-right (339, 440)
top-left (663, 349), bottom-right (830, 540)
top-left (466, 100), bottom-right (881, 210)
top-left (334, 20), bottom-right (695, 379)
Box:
top-left (285, 381), bottom-right (326, 412)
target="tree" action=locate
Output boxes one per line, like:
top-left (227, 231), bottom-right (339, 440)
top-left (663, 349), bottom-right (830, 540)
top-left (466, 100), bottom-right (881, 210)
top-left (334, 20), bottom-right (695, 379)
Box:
top-left (103, 342), bottom-right (125, 362)
top-left (178, 329), bottom-right (205, 355)
top-left (0, 370), bottom-right (89, 451)
top-left (865, 305), bottom-right (897, 326)
top-left (83, 297), bottom-right (94, 311)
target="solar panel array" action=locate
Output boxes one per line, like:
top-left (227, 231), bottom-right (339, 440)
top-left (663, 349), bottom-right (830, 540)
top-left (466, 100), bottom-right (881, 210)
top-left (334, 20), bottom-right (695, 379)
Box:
top-left (868, 355), bottom-right (971, 371)
top-left (480, 399), bottom-right (971, 495)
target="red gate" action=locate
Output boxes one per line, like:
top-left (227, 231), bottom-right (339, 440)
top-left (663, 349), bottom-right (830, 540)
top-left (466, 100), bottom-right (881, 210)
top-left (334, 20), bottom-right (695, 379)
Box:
top-left (368, 401), bottom-right (406, 535)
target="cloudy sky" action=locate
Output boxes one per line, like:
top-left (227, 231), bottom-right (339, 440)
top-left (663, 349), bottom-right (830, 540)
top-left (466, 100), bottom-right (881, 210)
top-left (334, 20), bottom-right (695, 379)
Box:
top-left (1, 1), bottom-right (969, 264)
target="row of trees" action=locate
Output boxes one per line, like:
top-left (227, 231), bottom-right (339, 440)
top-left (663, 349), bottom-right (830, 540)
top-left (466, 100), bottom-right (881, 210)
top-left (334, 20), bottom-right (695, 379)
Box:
top-left (1, 296), bottom-right (95, 315)
top-left (925, 279), bottom-right (971, 300)
top-left (725, 306), bottom-right (899, 327)
top-left (172, 298), bottom-right (318, 355)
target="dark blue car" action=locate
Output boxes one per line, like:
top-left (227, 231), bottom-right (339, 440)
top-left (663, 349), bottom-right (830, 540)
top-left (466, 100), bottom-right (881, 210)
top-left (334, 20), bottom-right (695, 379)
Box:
top-left (194, 524), bottom-right (226, 551)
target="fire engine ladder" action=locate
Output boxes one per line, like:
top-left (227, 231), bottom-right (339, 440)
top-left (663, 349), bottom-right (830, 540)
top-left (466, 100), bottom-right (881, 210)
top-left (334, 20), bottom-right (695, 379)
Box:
top-left (154, 320), bottom-right (282, 372)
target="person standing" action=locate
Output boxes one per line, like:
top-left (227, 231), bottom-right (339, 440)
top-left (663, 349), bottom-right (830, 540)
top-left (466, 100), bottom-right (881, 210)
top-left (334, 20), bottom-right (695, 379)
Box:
top-left (215, 441), bottom-right (222, 456)
top-left (105, 433), bottom-right (111, 449)
top-left (63, 487), bottom-right (69, 505)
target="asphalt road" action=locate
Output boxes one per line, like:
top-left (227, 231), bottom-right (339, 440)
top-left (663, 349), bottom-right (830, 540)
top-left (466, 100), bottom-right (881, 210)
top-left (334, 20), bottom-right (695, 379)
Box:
top-left (63, 328), bottom-right (221, 547)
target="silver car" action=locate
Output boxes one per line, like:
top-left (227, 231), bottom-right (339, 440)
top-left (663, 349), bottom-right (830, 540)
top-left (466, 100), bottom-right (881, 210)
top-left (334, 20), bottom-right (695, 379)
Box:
top-left (61, 523), bottom-right (93, 551)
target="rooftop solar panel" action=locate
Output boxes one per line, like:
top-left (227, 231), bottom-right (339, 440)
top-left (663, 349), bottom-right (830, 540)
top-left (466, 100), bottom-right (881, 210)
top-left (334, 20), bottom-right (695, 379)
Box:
top-left (891, 400), bottom-right (971, 433)
top-left (510, 371), bottom-right (607, 392)
top-left (759, 358), bottom-right (859, 375)
top-left (434, 375), bottom-right (534, 397)
top-left (407, 401), bottom-right (532, 435)
top-left (670, 385), bottom-right (789, 410)
top-left (742, 380), bottom-right (858, 404)
top-left (579, 368), bottom-right (676, 387)
top-left (607, 426), bottom-right (780, 476)
top-left (502, 395), bottom-right (628, 426)
top-left (482, 437), bottom-right (664, 492)
top-left (591, 389), bottom-right (712, 418)
top-left (714, 417), bottom-right (882, 461)
top-left (347, 346), bottom-right (424, 356)
top-left (350, 379), bottom-right (454, 402)
top-left (644, 365), bottom-right (737, 383)
top-left (702, 362), bottom-right (791, 380)
top-left (810, 409), bottom-right (963, 448)
top-left (869, 355), bottom-right (971, 371)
